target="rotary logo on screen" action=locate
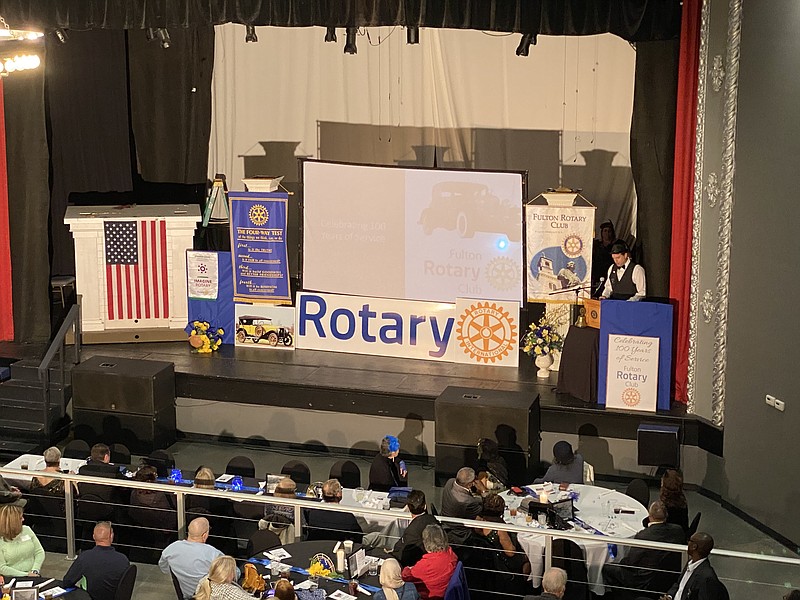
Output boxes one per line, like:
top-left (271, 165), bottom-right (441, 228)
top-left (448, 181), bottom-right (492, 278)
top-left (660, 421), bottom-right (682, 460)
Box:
top-left (248, 204), bottom-right (269, 226)
top-left (622, 387), bottom-right (641, 407)
top-left (456, 301), bottom-right (517, 364)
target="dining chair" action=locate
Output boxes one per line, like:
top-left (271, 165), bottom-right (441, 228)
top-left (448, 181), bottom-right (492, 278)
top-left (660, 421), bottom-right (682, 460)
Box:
top-left (113, 564), bottom-right (138, 600)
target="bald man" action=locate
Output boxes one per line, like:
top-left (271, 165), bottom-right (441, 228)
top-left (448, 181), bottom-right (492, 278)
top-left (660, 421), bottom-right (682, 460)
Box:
top-left (62, 522), bottom-right (130, 600)
top-left (661, 532), bottom-right (729, 600)
top-left (159, 517), bottom-right (238, 599)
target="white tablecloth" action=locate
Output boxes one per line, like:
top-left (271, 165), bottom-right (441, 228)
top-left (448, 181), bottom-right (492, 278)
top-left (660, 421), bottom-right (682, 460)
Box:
top-left (2, 454), bottom-right (87, 488)
top-left (340, 488), bottom-right (409, 534)
top-left (502, 483), bottom-right (648, 595)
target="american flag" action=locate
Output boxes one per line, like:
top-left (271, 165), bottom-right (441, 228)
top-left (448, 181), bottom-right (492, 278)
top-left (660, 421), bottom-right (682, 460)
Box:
top-left (104, 220), bottom-right (170, 321)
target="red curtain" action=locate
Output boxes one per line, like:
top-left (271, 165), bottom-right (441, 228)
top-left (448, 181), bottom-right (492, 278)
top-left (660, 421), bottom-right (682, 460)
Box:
top-left (669, 0), bottom-right (703, 403)
top-left (0, 77), bottom-right (13, 341)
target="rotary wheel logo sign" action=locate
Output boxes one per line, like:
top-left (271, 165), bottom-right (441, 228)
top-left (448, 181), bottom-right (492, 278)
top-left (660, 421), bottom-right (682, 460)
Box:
top-left (562, 234), bottom-right (584, 258)
top-left (249, 204), bottom-right (269, 226)
top-left (622, 387), bottom-right (641, 407)
top-left (485, 257), bottom-right (520, 291)
top-left (456, 302), bottom-right (517, 364)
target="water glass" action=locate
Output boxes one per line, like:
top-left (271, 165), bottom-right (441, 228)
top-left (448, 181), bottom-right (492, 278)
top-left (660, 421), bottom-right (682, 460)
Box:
top-left (368, 558), bottom-right (378, 577)
top-left (537, 513), bottom-right (547, 527)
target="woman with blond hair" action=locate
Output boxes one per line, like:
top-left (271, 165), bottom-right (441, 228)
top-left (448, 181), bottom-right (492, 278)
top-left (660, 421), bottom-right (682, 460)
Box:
top-left (195, 555), bottom-right (251, 600)
top-left (0, 504), bottom-right (45, 577)
top-left (376, 558), bottom-right (419, 600)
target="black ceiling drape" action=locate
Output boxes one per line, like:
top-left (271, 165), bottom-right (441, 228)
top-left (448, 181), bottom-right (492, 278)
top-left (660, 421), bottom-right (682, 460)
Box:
top-left (0, 1), bottom-right (680, 41)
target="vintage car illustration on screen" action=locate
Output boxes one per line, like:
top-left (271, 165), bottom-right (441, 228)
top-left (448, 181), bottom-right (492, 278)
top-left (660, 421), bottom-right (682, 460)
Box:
top-left (236, 316), bottom-right (293, 346)
top-left (418, 182), bottom-right (522, 241)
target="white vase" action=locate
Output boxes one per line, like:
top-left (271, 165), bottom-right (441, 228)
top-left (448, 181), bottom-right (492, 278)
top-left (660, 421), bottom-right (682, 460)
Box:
top-left (535, 353), bottom-right (554, 378)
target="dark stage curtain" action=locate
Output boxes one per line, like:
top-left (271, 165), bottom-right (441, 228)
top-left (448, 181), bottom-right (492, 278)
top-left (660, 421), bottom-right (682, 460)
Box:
top-left (670, 0), bottom-right (702, 404)
top-left (4, 1), bottom-right (680, 41)
top-left (4, 50), bottom-right (52, 342)
top-left (630, 39), bottom-right (679, 298)
top-left (0, 79), bottom-right (12, 341)
top-left (128, 27), bottom-right (214, 184)
top-left (46, 30), bottom-right (133, 276)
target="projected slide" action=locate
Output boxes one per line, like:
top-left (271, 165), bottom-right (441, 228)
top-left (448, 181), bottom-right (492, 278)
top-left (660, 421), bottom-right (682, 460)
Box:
top-left (303, 161), bottom-right (524, 303)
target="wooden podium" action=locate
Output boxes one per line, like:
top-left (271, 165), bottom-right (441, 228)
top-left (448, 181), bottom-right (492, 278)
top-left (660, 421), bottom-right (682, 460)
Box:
top-left (64, 205), bottom-right (201, 343)
top-left (583, 298), bottom-right (601, 329)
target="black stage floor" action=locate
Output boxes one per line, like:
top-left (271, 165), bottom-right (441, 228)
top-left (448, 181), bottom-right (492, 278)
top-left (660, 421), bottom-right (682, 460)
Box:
top-left (37, 340), bottom-right (717, 457)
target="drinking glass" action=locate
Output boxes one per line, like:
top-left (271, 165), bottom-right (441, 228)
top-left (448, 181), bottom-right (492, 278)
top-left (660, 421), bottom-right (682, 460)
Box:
top-left (368, 558), bottom-right (378, 577)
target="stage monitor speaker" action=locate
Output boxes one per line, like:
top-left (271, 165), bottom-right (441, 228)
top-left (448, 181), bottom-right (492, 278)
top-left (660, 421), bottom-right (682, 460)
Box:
top-left (72, 355), bottom-right (175, 414)
top-left (637, 424), bottom-right (680, 468)
top-left (73, 408), bottom-right (176, 455)
top-left (435, 386), bottom-right (540, 486)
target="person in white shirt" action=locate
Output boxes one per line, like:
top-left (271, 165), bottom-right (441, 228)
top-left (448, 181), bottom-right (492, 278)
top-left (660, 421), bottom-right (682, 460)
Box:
top-left (601, 239), bottom-right (646, 301)
top-left (660, 532), bottom-right (729, 600)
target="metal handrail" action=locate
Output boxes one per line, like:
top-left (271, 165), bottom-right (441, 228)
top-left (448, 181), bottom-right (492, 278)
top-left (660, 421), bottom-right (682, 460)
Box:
top-left (37, 301), bottom-right (81, 432)
top-left (3, 466), bottom-right (800, 570)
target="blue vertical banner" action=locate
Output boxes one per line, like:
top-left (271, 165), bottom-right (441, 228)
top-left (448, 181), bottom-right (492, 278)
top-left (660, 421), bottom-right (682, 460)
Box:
top-left (229, 192), bottom-right (291, 302)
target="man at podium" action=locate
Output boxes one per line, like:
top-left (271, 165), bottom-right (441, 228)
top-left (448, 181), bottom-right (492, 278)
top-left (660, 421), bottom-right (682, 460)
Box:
top-left (601, 239), bottom-right (646, 301)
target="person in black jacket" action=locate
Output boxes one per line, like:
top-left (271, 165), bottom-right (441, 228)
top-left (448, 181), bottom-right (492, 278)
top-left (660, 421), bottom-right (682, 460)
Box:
top-left (603, 501), bottom-right (685, 598)
top-left (369, 435), bottom-right (408, 492)
top-left (305, 479), bottom-right (363, 543)
top-left (62, 521), bottom-right (130, 600)
top-left (392, 490), bottom-right (438, 567)
top-left (660, 532), bottom-right (729, 600)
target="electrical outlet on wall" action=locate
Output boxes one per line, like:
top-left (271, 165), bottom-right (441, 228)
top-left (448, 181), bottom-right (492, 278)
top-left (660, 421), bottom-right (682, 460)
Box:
top-left (766, 394), bottom-right (776, 406)
top-left (774, 398), bottom-right (785, 412)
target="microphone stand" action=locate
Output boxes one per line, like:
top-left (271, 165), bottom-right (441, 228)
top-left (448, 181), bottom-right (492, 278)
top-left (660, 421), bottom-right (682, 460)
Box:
top-left (548, 283), bottom-right (595, 327)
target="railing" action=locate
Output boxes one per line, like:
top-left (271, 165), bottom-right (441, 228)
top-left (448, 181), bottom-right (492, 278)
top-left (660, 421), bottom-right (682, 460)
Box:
top-left (1, 466), bottom-right (798, 599)
top-left (38, 301), bottom-right (81, 430)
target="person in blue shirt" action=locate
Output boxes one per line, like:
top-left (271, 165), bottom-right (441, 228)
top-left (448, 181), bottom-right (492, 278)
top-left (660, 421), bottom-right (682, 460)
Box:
top-left (62, 521), bottom-right (130, 600)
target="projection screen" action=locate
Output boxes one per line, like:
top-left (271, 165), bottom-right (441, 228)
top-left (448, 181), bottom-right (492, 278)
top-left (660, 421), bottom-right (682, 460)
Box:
top-left (302, 161), bottom-right (524, 303)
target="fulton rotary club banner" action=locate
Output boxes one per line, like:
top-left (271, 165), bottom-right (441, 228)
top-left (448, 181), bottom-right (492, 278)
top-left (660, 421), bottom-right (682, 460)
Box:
top-left (525, 205), bottom-right (595, 302)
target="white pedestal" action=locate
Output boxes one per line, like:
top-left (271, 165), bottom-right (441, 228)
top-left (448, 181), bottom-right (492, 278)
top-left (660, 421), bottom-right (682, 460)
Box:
top-left (65, 205), bottom-right (201, 336)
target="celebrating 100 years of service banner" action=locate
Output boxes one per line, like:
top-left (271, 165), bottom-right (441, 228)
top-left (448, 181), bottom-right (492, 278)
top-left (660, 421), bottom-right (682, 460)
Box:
top-left (525, 205), bottom-right (595, 302)
top-left (230, 192), bottom-right (291, 302)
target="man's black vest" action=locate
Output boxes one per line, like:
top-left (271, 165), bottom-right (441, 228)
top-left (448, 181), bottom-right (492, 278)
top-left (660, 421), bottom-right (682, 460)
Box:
top-left (609, 262), bottom-right (637, 300)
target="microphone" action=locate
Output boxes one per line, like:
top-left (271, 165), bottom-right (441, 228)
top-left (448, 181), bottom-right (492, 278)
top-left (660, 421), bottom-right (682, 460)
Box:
top-left (593, 277), bottom-right (606, 298)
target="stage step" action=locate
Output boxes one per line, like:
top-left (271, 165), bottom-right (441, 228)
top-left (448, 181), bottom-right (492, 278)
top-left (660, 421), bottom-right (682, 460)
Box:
top-left (0, 380), bottom-right (70, 403)
top-left (9, 359), bottom-right (72, 384)
top-left (0, 397), bottom-right (64, 425)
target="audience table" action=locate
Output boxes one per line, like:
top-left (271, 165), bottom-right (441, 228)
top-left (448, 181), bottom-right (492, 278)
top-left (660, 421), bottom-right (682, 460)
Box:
top-left (501, 483), bottom-right (648, 595)
top-left (3, 454), bottom-right (88, 488)
top-left (2, 576), bottom-right (91, 600)
top-left (248, 540), bottom-right (382, 593)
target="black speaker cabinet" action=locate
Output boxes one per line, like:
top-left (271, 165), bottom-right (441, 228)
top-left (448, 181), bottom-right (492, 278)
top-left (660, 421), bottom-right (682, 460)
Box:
top-left (435, 386), bottom-right (540, 486)
top-left (73, 408), bottom-right (176, 455)
top-left (637, 424), bottom-right (680, 468)
top-left (72, 356), bottom-right (176, 454)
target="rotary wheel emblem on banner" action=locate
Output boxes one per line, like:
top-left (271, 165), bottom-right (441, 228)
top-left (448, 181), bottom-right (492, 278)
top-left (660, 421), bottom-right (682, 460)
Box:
top-left (622, 387), bottom-right (641, 407)
top-left (562, 234), bottom-right (584, 258)
top-left (249, 204), bottom-right (269, 226)
top-left (456, 302), bottom-right (517, 364)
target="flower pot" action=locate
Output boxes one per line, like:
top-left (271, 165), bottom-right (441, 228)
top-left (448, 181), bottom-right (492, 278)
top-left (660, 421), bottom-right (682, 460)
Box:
top-left (535, 353), bottom-right (554, 378)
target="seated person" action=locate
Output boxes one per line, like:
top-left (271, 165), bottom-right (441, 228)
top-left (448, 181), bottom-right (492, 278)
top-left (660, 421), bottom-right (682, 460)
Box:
top-left (534, 441), bottom-right (584, 485)
top-left (377, 558), bottom-right (420, 600)
top-left (79, 443), bottom-right (126, 478)
top-left (392, 490), bottom-right (439, 567)
top-left (62, 521), bottom-right (130, 600)
top-left (78, 443), bottom-right (126, 516)
top-left (658, 468), bottom-right (690, 536)
top-left (475, 438), bottom-right (509, 491)
top-left (260, 477), bottom-right (299, 545)
top-left (523, 566), bottom-right (567, 600)
top-left (603, 501), bottom-right (685, 598)
top-left (463, 494), bottom-right (530, 598)
top-left (195, 555), bottom-right (253, 600)
top-left (305, 479), bottom-right (363, 543)
top-left (128, 466), bottom-right (177, 530)
top-left (369, 435), bottom-right (408, 492)
top-left (274, 579), bottom-right (297, 600)
top-left (30, 446), bottom-right (72, 495)
top-left (440, 467), bottom-right (486, 546)
top-left (401, 524), bottom-right (458, 600)
top-left (0, 503), bottom-right (45, 577)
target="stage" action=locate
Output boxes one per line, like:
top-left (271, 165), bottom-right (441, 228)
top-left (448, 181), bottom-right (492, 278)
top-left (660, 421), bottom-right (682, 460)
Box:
top-left (62, 341), bottom-right (722, 476)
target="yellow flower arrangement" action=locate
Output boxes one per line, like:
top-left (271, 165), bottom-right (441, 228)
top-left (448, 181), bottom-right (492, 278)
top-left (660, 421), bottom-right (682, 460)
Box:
top-left (187, 321), bottom-right (224, 353)
top-left (522, 316), bottom-right (564, 357)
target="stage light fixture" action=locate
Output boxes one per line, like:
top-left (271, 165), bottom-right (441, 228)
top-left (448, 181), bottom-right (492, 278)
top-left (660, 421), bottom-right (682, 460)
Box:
top-left (406, 26), bottom-right (419, 45)
top-left (344, 28), bottom-right (357, 54)
top-left (145, 27), bottom-right (156, 42)
top-left (324, 27), bottom-right (337, 43)
top-left (515, 33), bottom-right (537, 57)
top-left (0, 15), bottom-right (43, 41)
top-left (53, 28), bottom-right (68, 44)
top-left (245, 25), bottom-right (258, 43)
top-left (156, 28), bottom-right (171, 49)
